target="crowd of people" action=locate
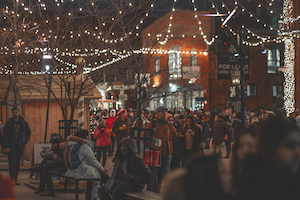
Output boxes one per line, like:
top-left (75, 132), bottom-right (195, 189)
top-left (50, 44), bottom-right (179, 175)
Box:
top-left (91, 106), bottom-right (300, 200)
top-left (1, 105), bottom-right (300, 200)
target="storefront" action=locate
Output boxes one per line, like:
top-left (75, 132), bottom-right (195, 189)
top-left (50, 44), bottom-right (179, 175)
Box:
top-left (148, 84), bottom-right (205, 111)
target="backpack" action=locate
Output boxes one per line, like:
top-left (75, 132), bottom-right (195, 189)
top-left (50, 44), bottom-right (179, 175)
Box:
top-left (64, 143), bottom-right (83, 169)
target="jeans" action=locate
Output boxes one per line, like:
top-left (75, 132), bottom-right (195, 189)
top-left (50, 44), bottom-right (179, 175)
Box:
top-left (7, 146), bottom-right (23, 178)
top-left (213, 143), bottom-right (223, 157)
top-left (147, 154), bottom-right (171, 192)
top-left (225, 140), bottom-right (231, 157)
top-left (109, 136), bottom-right (116, 155)
top-left (38, 160), bottom-right (54, 192)
top-left (96, 146), bottom-right (108, 167)
top-left (204, 137), bottom-right (210, 148)
top-left (98, 184), bottom-right (141, 200)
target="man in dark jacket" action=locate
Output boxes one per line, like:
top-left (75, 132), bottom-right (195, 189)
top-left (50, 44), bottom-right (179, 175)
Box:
top-left (3, 107), bottom-right (31, 185)
top-left (212, 113), bottom-right (230, 157)
top-left (171, 114), bottom-right (185, 170)
top-left (112, 109), bottom-right (132, 144)
top-left (35, 134), bottom-right (67, 196)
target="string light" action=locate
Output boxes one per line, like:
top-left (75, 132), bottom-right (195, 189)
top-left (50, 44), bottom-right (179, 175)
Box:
top-left (282, 0), bottom-right (297, 116)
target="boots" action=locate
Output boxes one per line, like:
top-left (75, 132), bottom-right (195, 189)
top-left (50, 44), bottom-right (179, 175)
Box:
top-left (10, 177), bottom-right (15, 186)
top-left (15, 176), bottom-right (21, 185)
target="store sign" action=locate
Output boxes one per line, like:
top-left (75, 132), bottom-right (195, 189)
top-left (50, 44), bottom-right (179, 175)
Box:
top-left (119, 94), bottom-right (128, 101)
top-left (217, 53), bottom-right (250, 80)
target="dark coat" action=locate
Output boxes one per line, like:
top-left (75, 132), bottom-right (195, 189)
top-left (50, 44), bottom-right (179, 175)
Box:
top-left (236, 155), bottom-right (300, 200)
top-left (42, 143), bottom-right (67, 174)
top-left (3, 115), bottom-right (31, 150)
top-left (112, 117), bottom-right (131, 143)
top-left (212, 117), bottom-right (229, 145)
top-left (202, 120), bottom-right (212, 138)
top-left (107, 138), bottom-right (152, 193)
top-left (182, 124), bottom-right (202, 153)
top-left (173, 121), bottom-right (184, 156)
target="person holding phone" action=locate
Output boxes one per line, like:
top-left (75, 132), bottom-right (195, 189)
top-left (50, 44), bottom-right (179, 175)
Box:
top-left (182, 115), bottom-right (203, 166)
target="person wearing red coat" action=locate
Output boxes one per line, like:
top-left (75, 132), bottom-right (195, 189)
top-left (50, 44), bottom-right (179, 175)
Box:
top-left (93, 118), bottom-right (111, 167)
top-left (106, 109), bottom-right (117, 156)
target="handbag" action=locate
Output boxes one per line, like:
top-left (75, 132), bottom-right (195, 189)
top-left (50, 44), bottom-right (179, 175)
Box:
top-left (224, 134), bottom-right (228, 141)
top-left (144, 150), bottom-right (162, 167)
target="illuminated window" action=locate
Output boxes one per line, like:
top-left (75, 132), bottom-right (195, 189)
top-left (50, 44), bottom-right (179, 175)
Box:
top-left (273, 84), bottom-right (283, 97)
top-left (247, 84), bottom-right (256, 96)
top-left (155, 56), bottom-right (160, 74)
top-left (191, 49), bottom-right (197, 67)
top-left (168, 45), bottom-right (181, 79)
top-left (267, 49), bottom-right (280, 73)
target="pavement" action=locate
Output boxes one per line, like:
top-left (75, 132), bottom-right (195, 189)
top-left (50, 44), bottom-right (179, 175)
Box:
top-left (0, 142), bottom-right (230, 200)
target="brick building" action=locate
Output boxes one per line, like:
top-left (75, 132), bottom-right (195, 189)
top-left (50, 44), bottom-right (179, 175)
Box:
top-left (143, 10), bottom-right (285, 112)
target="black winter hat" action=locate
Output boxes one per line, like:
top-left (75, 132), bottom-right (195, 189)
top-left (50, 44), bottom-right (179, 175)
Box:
top-left (50, 133), bottom-right (61, 143)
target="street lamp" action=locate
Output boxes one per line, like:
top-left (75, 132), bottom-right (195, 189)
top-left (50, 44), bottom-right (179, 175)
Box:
top-left (231, 69), bottom-right (240, 85)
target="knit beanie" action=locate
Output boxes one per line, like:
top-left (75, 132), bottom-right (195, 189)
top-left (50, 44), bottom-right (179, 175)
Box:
top-left (118, 109), bottom-right (126, 118)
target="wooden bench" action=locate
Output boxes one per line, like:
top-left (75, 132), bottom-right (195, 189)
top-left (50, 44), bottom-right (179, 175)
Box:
top-left (50, 172), bottom-right (102, 200)
top-left (124, 191), bottom-right (162, 200)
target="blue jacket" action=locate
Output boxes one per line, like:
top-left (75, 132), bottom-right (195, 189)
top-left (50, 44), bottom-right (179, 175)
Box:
top-left (3, 115), bottom-right (31, 150)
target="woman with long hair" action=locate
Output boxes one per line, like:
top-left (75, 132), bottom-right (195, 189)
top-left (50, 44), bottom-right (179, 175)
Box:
top-left (236, 117), bottom-right (300, 200)
top-left (182, 115), bottom-right (203, 166)
top-left (98, 138), bottom-right (151, 200)
top-left (162, 155), bottom-right (231, 200)
top-left (229, 127), bottom-right (257, 192)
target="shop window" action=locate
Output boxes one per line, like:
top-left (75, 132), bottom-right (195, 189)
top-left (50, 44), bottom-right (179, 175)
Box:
top-left (273, 84), bottom-right (283, 97)
top-left (191, 49), bottom-right (197, 67)
top-left (247, 84), bottom-right (257, 96)
top-left (267, 49), bottom-right (280, 73)
top-left (168, 45), bottom-right (182, 79)
top-left (155, 56), bottom-right (160, 74)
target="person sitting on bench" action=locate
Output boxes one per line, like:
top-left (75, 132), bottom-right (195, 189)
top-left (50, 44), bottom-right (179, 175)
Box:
top-left (98, 138), bottom-right (152, 200)
top-left (65, 129), bottom-right (108, 200)
top-left (35, 133), bottom-right (67, 196)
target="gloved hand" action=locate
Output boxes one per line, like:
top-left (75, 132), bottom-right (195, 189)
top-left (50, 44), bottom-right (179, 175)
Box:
top-left (119, 124), bottom-right (126, 131)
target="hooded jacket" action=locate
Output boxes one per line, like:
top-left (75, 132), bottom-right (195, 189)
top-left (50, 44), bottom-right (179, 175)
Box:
top-left (65, 136), bottom-right (104, 178)
top-left (3, 115), bottom-right (31, 150)
top-left (105, 138), bottom-right (151, 194)
top-left (212, 116), bottom-right (230, 145)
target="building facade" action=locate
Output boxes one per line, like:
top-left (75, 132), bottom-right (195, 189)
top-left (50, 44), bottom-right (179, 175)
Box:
top-left (143, 10), bottom-right (285, 112)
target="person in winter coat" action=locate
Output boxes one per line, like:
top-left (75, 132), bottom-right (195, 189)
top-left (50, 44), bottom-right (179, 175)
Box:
top-left (98, 138), bottom-right (152, 200)
top-left (236, 117), bottom-right (300, 200)
top-left (93, 118), bottom-right (111, 167)
top-left (212, 113), bottom-right (230, 157)
top-left (34, 134), bottom-right (67, 197)
top-left (201, 114), bottom-right (212, 149)
top-left (2, 107), bottom-right (31, 186)
top-left (112, 109), bottom-right (131, 144)
top-left (65, 129), bottom-right (108, 200)
top-left (106, 109), bottom-right (117, 156)
top-left (171, 114), bottom-right (185, 170)
top-left (162, 155), bottom-right (231, 200)
top-left (182, 115), bottom-right (203, 166)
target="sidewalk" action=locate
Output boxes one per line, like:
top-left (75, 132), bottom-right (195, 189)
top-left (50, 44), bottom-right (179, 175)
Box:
top-left (0, 143), bottom-right (230, 200)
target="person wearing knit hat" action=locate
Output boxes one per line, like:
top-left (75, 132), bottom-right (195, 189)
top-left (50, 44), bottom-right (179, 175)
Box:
top-left (93, 118), bottom-right (110, 167)
top-left (112, 108), bottom-right (131, 144)
top-left (165, 113), bottom-right (174, 124)
top-left (106, 109), bottom-right (117, 156)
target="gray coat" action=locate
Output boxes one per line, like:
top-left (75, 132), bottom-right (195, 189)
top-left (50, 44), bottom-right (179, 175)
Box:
top-left (65, 136), bottom-right (104, 178)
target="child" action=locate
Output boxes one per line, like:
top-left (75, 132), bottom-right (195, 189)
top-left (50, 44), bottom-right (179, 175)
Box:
top-left (93, 118), bottom-right (110, 167)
